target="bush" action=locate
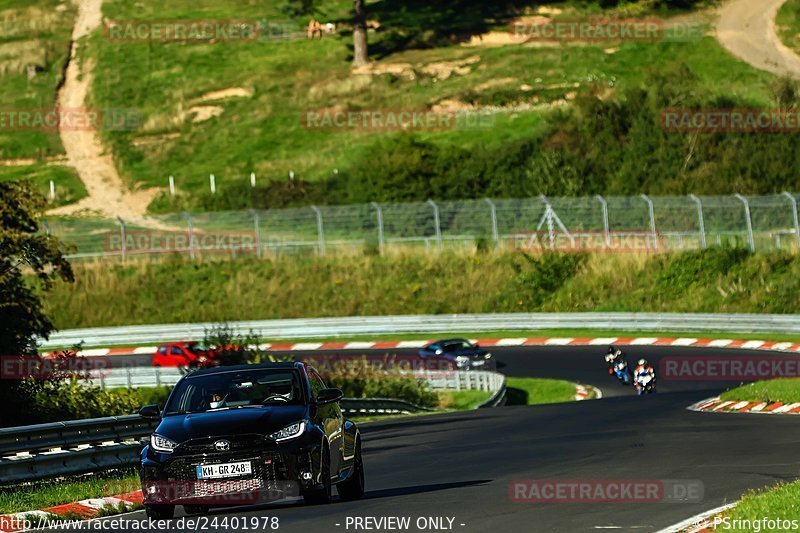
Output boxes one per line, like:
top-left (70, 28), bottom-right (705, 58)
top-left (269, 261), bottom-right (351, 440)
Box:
top-left (324, 376), bottom-right (438, 408)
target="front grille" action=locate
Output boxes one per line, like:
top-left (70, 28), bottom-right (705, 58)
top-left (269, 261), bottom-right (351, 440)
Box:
top-left (164, 452), bottom-right (281, 491)
top-left (178, 434), bottom-right (269, 454)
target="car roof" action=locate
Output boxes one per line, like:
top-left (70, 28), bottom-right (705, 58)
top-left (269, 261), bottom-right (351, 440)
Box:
top-left (185, 362), bottom-right (305, 377)
top-left (430, 338), bottom-right (469, 345)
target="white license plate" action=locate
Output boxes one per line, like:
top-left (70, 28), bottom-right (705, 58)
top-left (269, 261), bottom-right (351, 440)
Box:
top-left (196, 461), bottom-right (252, 479)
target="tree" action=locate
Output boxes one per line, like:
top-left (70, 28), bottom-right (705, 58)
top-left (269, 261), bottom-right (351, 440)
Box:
top-left (0, 180), bottom-right (73, 425)
top-left (352, 0), bottom-right (369, 66)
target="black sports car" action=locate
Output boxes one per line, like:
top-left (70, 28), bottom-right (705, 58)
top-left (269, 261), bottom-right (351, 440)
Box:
top-left (418, 338), bottom-right (493, 369)
top-left (138, 362), bottom-right (364, 518)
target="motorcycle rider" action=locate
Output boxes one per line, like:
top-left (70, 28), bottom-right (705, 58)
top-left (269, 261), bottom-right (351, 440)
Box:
top-left (605, 346), bottom-right (625, 374)
top-left (633, 358), bottom-right (656, 393)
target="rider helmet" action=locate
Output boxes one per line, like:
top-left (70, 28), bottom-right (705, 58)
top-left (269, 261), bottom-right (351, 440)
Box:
top-left (638, 358), bottom-right (647, 366)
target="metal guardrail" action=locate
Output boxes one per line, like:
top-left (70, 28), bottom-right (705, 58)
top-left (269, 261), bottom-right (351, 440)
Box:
top-left (40, 313), bottom-right (800, 349)
top-left (0, 371), bottom-right (506, 483)
top-left (89, 368), bottom-right (503, 392)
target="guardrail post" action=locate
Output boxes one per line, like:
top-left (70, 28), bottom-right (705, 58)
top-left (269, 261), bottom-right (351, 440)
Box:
top-left (427, 199), bottom-right (443, 252)
top-left (115, 216), bottom-right (126, 262)
top-left (484, 198), bottom-right (499, 245)
top-left (734, 194), bottom-right (755, 251)
top-left (782, 192), bottom-right (800, 249)
top-left (249, 209), bottom-right (262, 258)
top-left (370, 202), bottom-right (384, 254)
top-left (688, 195), bottom-right (706, 249)
top-left (310, 205), bottom-right (325, 256)
top-left (594, 195), bottom-right (610, 247)
top-left (181, 211), bottom-right (195, 259)
top-left (640, 194), bottom-right (657, 250)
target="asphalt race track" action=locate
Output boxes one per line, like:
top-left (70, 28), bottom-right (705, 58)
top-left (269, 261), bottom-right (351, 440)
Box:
top-left (93, 346), bottom-right (800, 532)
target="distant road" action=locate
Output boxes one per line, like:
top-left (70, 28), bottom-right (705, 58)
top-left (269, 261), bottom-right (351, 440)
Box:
top-left (717, 0), bottom-right (800, 78)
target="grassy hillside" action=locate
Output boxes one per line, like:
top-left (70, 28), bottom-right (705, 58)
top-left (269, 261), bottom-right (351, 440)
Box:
top-left (45, 248), bottom-right (800, 329)
top-left (778, 0), bottom-right (800, 54)
top-left (75, 0), bottom-right (799, 212)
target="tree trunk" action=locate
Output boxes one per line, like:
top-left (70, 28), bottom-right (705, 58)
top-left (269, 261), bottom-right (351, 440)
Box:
top-left (352, 0), bottom-right (368, 67)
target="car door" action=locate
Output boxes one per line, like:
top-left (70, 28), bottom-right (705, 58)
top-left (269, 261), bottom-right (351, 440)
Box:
top-left (308, 368), bottom-right (344, 477)
top-left (169, 345), bottom-right (187, 365)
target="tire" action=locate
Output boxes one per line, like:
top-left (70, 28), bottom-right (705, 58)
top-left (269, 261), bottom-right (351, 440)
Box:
top-left (337, 441), bottom-right (365, 501)
top-left (304, 447), bottom-right (332, 505)
top-left (145, 505), bottom-right (175, 519)
top-left (183, 505), bottom-right (209, 515)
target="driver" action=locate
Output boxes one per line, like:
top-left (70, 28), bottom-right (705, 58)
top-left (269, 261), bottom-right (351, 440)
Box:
top-left (605, 346), bottom-right (625, 374)
top-left (208, 391), bottom-right (226, 409)
top-left (633, 358), bottom-right (655, 382)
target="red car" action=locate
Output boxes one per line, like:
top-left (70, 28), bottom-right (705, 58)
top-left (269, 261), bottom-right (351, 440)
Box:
top-left (152, 341), bottom-right (214, 367)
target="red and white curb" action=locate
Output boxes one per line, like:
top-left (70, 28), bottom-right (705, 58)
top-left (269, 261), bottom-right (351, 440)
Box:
top-left (575, 384), bottom-right (602, 401)
top-left (47, 337), bottom-right (800, 358)
top-left (689, 396), bottom-right (800, 415)
top-left (0, 491), bottom-right (142, 532)
top-left (655, 503), bottom-right (735, 533)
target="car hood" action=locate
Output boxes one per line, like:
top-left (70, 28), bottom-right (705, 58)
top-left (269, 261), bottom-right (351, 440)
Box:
top-left (156, 405), bottom-right (307, 442)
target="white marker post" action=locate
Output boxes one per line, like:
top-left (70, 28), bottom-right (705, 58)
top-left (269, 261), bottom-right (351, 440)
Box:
top-left (210, 174), bottom-right (216, 194)
top-left (169, 176), bottom-right (175, 196)
top-left (49, 180), bottom-right (55, 201)
top-left (250, 172), bottom-right (256, 188)
top-left (289, 170), bottom-right (295, 181)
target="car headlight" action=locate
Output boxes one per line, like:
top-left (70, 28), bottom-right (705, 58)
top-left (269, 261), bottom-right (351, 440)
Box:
top-left (269, 421), bottom-right (306, 442)
top-left (150, 434), bottom-right (177, 453)
top-left (435, 349), bottom-right (443, 355)
top-left (484, 353), bottom-right (492, 359)
top-left (455, 356), bottom-right (470, 365)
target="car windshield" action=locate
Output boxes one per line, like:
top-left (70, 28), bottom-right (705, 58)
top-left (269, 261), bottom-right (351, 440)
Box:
top-left (164, 368), bottom-right (304, 414)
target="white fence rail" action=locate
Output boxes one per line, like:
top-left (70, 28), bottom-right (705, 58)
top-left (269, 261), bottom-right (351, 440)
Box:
top-left (40, 313), bottom-right (800, 349)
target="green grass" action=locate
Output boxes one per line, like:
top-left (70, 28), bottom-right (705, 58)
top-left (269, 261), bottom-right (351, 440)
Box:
top-left (77, 0), bottom-right (775, 210)
top-left (44, 249), bottom-right (800, 330)
top-left (0, 470), bottom-right (139, 514)
top-left (777, 0), bottom-right (800, 55)
top-left (505, 377), bottom-right (578, 405)
top-left (437, 389), bottom-right (492, 410)
top-left (0, 164), bottom-right (86, 207)
top-left (720, 481), bottom-right (800, 532)
top-left (0, 0), bottom-right (75, 160)
top-left (720, 379), bottom-right (800, 404)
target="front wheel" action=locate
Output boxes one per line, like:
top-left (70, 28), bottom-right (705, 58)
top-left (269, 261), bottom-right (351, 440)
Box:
top-left (145, 505), bottom-right (174, 519)
top-left (337, 441), bottom-right (365, 501)
top-left (304, 447), bottom-right (332, 505)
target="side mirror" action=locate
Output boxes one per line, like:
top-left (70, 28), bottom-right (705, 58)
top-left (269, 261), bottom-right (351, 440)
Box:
top-left (316, 388), bottom-right (343, 405)
top-left (139, 404), bottom-right (161, 419)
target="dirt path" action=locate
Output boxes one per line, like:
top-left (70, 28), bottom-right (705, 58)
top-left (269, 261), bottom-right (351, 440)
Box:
top-left (717, 0), bottom-right (800, 78)
top-left (48, 0), bottom-right (159, 222)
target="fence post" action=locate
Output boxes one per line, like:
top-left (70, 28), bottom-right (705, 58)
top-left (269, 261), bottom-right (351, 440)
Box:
top-left (370, 202), bottom-right (384, 254)
top-left (734, 194), bottom-right (755, 251)
top-left (115, 216), bottom-right (127, 262)
top-left (640, 194), bottom-right (657, 250)
top-left (181, 211), bottom-right (195, 259)
top-left (484, 198), bottom-right (499, 245)
top-left (249, 208), bottom-right (262, 258)
top-left (427, 199), bottom-right (443, 252)
top-left (782, 192), bottom-right (800, 249)
top-left (310, 205), bottom-right (325, 256)
top-left (169, 176), bottom-right (175, 196)
top-left (595, 195), bottom-right (610, 247)
top-left (49, 180), bottom-right (55, 201)
top-left (209, 174), bottom-right (216, 194)
top-left (688, 194), bottom-right (706, 249)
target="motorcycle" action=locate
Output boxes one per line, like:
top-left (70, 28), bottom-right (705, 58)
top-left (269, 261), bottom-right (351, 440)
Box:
top-left (612, 359), bottom-right (631, 385)
top-left (634, 372), bottom-right (656, 395)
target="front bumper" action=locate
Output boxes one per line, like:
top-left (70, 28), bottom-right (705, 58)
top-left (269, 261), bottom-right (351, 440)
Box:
top-left (140, 439), bottom-right (322, 506)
